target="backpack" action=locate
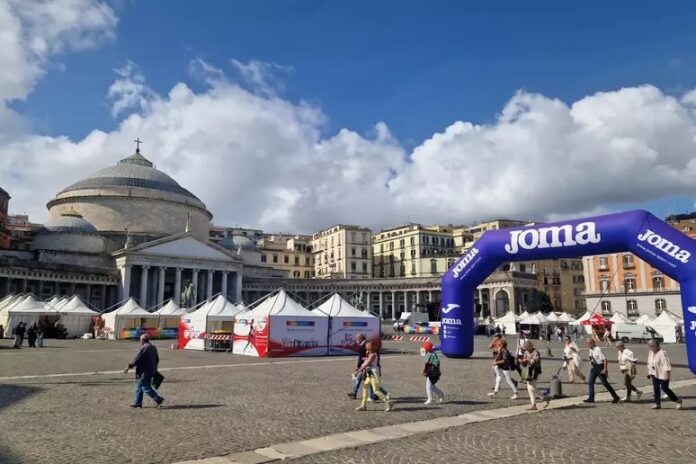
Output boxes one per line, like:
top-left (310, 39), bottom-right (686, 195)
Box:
top-left (505, 349), bottom-right (517, 370)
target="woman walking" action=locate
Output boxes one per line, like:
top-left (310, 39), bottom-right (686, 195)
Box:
top-left (421, 341), bottom-right (444, 405)
top-left (520, 340), bottom-right (545, 411)
top-left (354, 341), bottom-right (394, 412)
top-left (615, 341), bottom-right (641, 401)
top-left (488, 339), bottom-right (519, 399)
top-left (563, 335), bottom-right (585, 383)
top-left (647, 340), bottom-right (682, 410)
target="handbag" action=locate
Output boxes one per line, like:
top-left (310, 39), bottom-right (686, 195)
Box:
top-left (152, 371), bottom-right (165, 389)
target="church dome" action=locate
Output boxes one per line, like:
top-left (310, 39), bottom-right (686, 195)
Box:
top-left (59, 151), bottom-right (200, 201)
top-left (44, 211), bottom-right (97, 233)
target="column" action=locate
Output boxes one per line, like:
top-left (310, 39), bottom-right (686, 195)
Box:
top-left (403, 290), bottom-right (408, 312)
top-left (428, 290), bottom-right (433, 303)
top-left (120, 265), bottom-right (131, 301)
top-left (157, 267), bottom-right (166, 306)
top-left (234, 272), bottom-right (242, 302)
top-left (365, 291), bottom-right (371, 312)
top-left (69, 282), bottom-right (75, 295)
top-left (140, 265), bottom-right (150, 307)
top-left (191, 269), bottom-right (199, 305)
top-left (207, 270), bottom-right (214, 299)
top-left (174, 268), bottom-right (182, 305)
top-left (37, 280), bottom-right (44, 298)
top-left (100, 284), bottom-right (107, 309)
top-left (22, 279), bottom-right (28, 292)
top-left (86, 284), bottom-right (92, 305)
top-left (416, 290), bottom-right (421, 306)
top-left (4, 277), bottom-right (11, 296)
top-left (378, 292), bottom-right (384, 320)
top-left (221, 271), bottom-right (228, 298)
top-left (391, 290), bottom-right (397, 320)
top-left (509, 287), bottom-right (517, 314)
top-left (611, 254), bottom-right (620, 290)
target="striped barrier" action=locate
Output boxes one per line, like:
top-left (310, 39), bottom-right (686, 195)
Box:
top-left (409, 336), bottom-right (431, 342)
top-left (206, 334), bottom-right (231, 341)
top-left (382, 335), bottom-right (404, 341)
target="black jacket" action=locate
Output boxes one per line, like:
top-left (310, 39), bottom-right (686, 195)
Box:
top-left (128, 342), bottom-right (159, 378)
top-left (356, 341), bottom-right (367, 368)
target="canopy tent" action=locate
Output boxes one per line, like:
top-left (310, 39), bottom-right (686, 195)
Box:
top-left (45, 296), bottom-right (62, 308)
top-left (233, 290), bottom-right (328, 357)
top-left (557, 312), bottom-right (576, 323)
top-left (543, 312), bottom-right (560, 323)
top-left (518, 313), bottom-right (549, 326)
top-left (0, 294), bottom-right (19, 313)
top-left (58, 295), bottom-right (99, 337)
top-left (152, 300), bottom-right (185, 332)
top-left (178, 295), bottom-right (244, 350)
top-left (102, 298), bottom-right (157, 340)
top-left (609, 312), bottom-right (630, 324)
top-left (634, 314), bottom-right (653, 325)
top-left (313, 293), bottom-right (380, 355)
top-left (493, 310), bottom-right (519, 335)
top-left (0, 295), bottom-right (60, 332)
top-left (581, 313), bottom-right (612, 327)
top-left (649, 311), bottom-right (683, 343)
top-left (569, 310), bottom-right (594, 334)
top-left (52, 297), bottom-right (70, 311)
top-left (518, 310), bottom-right (531, 320)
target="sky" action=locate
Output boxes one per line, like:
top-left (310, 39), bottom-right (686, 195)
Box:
top-left (3, 0), bottom-right (696, 233)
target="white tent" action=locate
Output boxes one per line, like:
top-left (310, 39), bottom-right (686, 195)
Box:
top-left (649, 311), bottom-right (683, 343)
top-left (102, 298), bottom-right (157, 340)
top-left (0, 295), bottom-right (60, 331)
top-left (179, 295), bottom-right (244, 350)
top-left (233, 290), bottom-right (328, 357)
top-left (557, 312), bottom-right (576, 323)
top-left (543, 312), bottom-right (560, 323)
top-left (519, 313), bottom-right (548, 326)
top-left (610, 312), bottom-right (630, 324)
top-left (493, 310), bottom-right (519, 335)
top-left (634, 314), bottom-right (653, 325)
top-left (153, 300), bottom-right (185, 329)
top-left (518, 310), bottom-right (531, 320)
top-left (569, 310), bottom-right (594, 334)
top-left (52, 297), bottom-right (70, 311)
top-left (58, 295), bottom-right (99, 337)
top-left (313, 293), bottom-right (380, 355)
top-left (0, 294), bottom-right (19, 312)
top-left (45, 296), bottom-right (62, 307)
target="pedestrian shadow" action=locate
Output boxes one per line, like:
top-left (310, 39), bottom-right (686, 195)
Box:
top-left (160, 404), bottom-right (226, 410)
top-left (0, 384), bottom-right (44, 409)
top-left (391, 406), bottom-right (443, 412)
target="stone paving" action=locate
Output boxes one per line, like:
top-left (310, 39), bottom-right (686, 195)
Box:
top-left (0, 336), bottom-right (693, 463)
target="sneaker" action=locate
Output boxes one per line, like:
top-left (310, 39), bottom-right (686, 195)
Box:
top-left (676, 401), bottom-right (683, 410)
top-left (636, 391), bottom-right (643, 401)
top-left (487, 391), bottom-right (497, 397)
top-left (129, 404), bottom-right (142, 408)
top-left (424, 399), bottom-right (433, 405)
top-left (438, 395), bottom-right (445, 403)
top-left (612, 398), bottom-right (620, 404)
top-left (367, 397), bottom-right (374, 403)
top-left (385, 393), bottom-right (391, 401)
top-left (385, 401), bottom-right (394, 412)
top-left (543, 398), bottom-right (551, 409)
top-left (621, 396), bottom-right (629, 402)
top-left (651, 404), bottom-right (661, 410)
top-left (355, 405), bottom-right (367, 411)
top-left (156, 397), bottom-right (164, 408)
top-left (662, 393), bottom-right (669, 400)
top-left (510, 393), bottom-right (519, 400)
top-left (346, 393), bottom-right (357, 400)
top-left (582, 399), bottom-right (595, 404)
top-left (527, 405), bottom-right (537, 411)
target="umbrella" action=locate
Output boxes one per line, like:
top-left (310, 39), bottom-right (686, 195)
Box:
top-left (580, 313), bottom-right (612, 327)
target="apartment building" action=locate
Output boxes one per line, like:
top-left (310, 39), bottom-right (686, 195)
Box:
top-left (311, 225), bottom-right (372, 279)
top-left (258, 234), bottom-right (315, 278)
top-left (0, 188), bottom-right (10, 249)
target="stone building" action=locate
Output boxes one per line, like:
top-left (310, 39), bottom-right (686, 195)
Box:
top-left (311, 225), bottom-right (372, 279)
top-left (0, 187), bottom-right (10, 250)
top-left (257, 234), bottom-right (315, 278)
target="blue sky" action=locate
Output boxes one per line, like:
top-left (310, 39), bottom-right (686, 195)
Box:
top-left (4, 0), bottom-right (696, 229)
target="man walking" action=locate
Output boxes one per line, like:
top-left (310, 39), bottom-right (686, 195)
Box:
top-left (647, 339), bottom-right (682, 410)
top-left (124, 334), bottom-right (164, 408)
top-left (583, 339), bottom-right (620, 404)
top-left (348, 333), bottom-right (371, 399)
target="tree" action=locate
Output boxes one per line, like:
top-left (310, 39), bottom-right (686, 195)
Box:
top-left (538, 291), bottom-right (554, 313)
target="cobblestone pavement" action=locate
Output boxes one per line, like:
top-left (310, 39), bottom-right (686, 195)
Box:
top-left (292, 384), bottom-right (696, 464)
top-left (0, 336), bottom-right (693, 463)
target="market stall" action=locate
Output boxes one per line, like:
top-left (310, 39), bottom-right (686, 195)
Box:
top-left (313, 293), bottom-right (379, 355)
top-left (233, 290), bottom-right (328, 357)
top-left (0, 295), bottom-right (59, 333)
top-left (493, 310), bottom-right (519, 335)
top-left (58, 295), bottom-right (99, 338)
top-left (152, 300), bottom-right (184, 339)
top-left (102, 298), bottom-right (157, 340)
top-left (178, 295), bottom-right (243, 351)
top-left (649, 311), bottom-right (684, 343)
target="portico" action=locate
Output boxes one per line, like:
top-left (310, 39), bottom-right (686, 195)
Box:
top-left (113, 232), bottom-right (243, 309)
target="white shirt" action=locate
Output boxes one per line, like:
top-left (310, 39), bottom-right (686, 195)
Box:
top-left (588, 346), bottom-right (606, 366)
top-left (647, 349), bottom-right (672, 381)
top-left (618, 348), bottom-right (637, 369)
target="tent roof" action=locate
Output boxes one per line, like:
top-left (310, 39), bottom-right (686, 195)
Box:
top-left (569, 310), bottom-right (593, 325)
top-left (59, 295), bottom-right (98, 315)
top-left (494, 311), bottom-right (520, 323)
top-left (0, 294), bottom-right (18, 310)
top-left (109, 298), bottom-right (152, 317)
top-left (249, 290), bottom-right (314, 318)
top-left (634, 314), bottom-right (653, 324)
top-left (191, 295), bottom-right (243, 318)
top-left (314, 294), bottom-right (375, 318)
top-left (581, 313), bottom-right (612, 326)
top-left (153, 300), bottom-right (185, 316)
top-left (609, 312), bottom-right (630, 323)
top-left (557, 313), bottom-right (576, 323)
top-left (53, 297), bottom-right (70, 310)
top-left (519, 313), bottom-right (548, 325)
top-left (7, 295), bottom-right (57, 313)
top-left (652, 311), bottom-right (683, 326)
top-left (543, 312), bottom-right (560, 322)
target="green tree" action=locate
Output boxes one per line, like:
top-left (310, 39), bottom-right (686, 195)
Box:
top-left (538, 291), bottom-right (554, 313)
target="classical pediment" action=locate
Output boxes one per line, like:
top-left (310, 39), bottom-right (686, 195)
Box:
top-left (114, 233), bottom-right (241, 262)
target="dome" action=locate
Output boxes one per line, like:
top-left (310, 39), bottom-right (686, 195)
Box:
top-left (220, 234), bottom-right (258, 251)
top-left (59, 150), bottom-right (200, 201)
top-left (44, 212), bottom-right (97, 233)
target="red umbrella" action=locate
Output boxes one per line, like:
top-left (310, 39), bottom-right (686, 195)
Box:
top-left (581, 313), bottom-right (613, 327)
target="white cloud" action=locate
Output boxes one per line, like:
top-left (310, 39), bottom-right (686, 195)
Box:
top-left (108, 61), bottom-right (157, 117)
top-left (230, 59), bottom-right (294, 97)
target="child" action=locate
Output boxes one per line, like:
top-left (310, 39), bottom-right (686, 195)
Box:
top-left (422, 341), bottom-right (445, 405)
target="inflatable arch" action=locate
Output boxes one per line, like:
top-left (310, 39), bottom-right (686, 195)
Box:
top-left (440, 209), bottom-right (696, 374)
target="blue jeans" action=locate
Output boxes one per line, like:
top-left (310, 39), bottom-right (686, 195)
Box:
top-left (352, 370), bottom-right (384, 399)
top-left (587, 366), bottom-right (619, 401)
top-left (134, 374), bottom-right (162, 406)
top-left (652, 377), bottom-right (679, 405)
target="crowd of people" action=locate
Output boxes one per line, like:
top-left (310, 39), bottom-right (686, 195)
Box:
top-left (8, 322), bottom-right (45, 348)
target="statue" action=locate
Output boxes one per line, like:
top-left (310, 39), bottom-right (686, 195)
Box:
top-left (181, 280), bottom-right (194, 308)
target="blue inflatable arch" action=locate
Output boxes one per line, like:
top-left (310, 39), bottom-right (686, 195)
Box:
top-left (440, 210), bottom-right (696, 374)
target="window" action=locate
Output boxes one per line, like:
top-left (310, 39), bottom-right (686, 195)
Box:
top-left (448, 258), bottom-right (456, 268)
top-left (410, 237), bottom-right (415, 246)
top-left (389, 242), bottom-right (394, 251)
top-left (362, 262), bottom-right (367, 273)
top-left (351, 262), bottom-right (356, 271)
top-left (411, 262), bottom-right (416, 275)
top-left (261, 254), bottom-right (267, 263)
top-left (400, 239), bottom-right (405, 248)
top-left (273, 255), bottom-right (278, 263)
top-left (519, 264), bottom-right (526, 273)
top-left (430, 259), bottom-right (437, 274)
top-left (622, 254), bottom-right (634, 269)
top-left (380, 244), bottom-right (384, 253)
top-left (410, 249), bottom-right (416, 258)
top-left (627, 300), bottom-right (639, 318)
top-left (362, 232), bottom-right (367, 242)
top-left (655, 299), bottom-right (666, 315)
top-left (351, 247), bottom-right (356, 257)
top-left (284, 255), bottom-right (289, 264)
top-left (294, 256), bottom-right (299, 265)
top-left (599, 277), bottom-right (609, 292)
top-left (601, 301), bottom-right (612, 315)
top-left (304, 271), bottom-right (310, 278)
top-left (624, 276), bottom-right (635, 291)
top-left (305, 257), bottom-right (311, 265)
top-left (598, 256), bottom-right (609, 270)
top-left (653, 276), bottom-right (664, 291)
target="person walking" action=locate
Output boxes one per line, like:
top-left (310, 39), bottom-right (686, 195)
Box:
top-left (615, 341), bottom-right (641, 402)
top-left (12, 323), bottom-right (21, 348)
top-left (0, 324), bottom-right (4, 340)
top-left (647, 340), bottom-right (682, 410)
top-left (27, 323), bottom-right (37, 347)
top-left (583, 339), bottom-right (620, 404)
top-left (36, 325), bottom-right (44, 348)
top-left (124, 334), bottom-right (164, 408)
top-left (562, 335), bottom-right (585, 383)
top-left (354, 341), bottom-right (394, 412)
top-left (17, 322), bottom-right (26, 347)
top-left (422, 341), bottom-right (444, 405)
top-left (348, 334), bottom-right (372, 400)
top-left (519, 340), bottom-right (545, 410)
top-left (488, 339), bottom-right (519, 399)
